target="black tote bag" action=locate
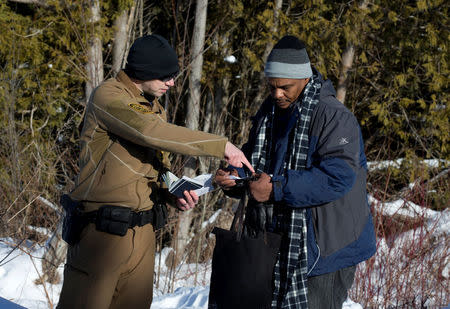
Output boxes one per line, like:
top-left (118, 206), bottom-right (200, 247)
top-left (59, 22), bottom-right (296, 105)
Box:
top-left (208, 193), bottom-right (282, 309)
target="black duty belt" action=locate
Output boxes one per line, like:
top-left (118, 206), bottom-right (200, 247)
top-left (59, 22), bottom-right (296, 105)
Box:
top-left (91, 204), bottom-right (167, 236)
top-left (60, 194), bottom-right (168, 244)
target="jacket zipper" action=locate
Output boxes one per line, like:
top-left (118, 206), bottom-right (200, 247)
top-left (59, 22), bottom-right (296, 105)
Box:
top-left (307, 242), bottom-right (321, 276)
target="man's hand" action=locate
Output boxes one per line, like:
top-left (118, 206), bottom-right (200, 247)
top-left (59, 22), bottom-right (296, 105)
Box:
top-left (176, 190), bottom-right (199, 211)
top-left (224, 142), bottom-right (255, 173)
top-left (214, 168), bottom-right (239, 190)
top-left (249, 173), bottom-right (273, 202)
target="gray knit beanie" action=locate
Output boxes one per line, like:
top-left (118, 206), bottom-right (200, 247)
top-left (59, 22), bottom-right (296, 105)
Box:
top-left (264, 35), bottom-right (312, 79)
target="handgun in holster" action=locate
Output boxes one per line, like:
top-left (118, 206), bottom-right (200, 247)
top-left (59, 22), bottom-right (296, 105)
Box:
top-left (60, 194), bottom-right (91, 246)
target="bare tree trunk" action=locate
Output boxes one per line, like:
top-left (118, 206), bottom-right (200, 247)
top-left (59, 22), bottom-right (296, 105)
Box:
top-left (172, 0), bottom-right (208, 267)
top-left (138, 0), bottom-right (144, 37)
top-left (251, 0), bottom-right (283, 112)
top-left (122, 4), bottom-right (137, 63)
top-left (336, 45), bottom-right (355, 104)
top-left (202, 79), bottom-right (229, 137)
top-left (213, 32), bottom-right (232, 137)
top-left (336, 0), bottom-right (368, 105)
top-left (112, 10), bottom-right (129, 75)
top-left (186, 0), bottom-right (208, 132)
top-left (6, 0), bottom-right (48, 6)
top-left (112, 2), bottom-right (137, 76)
top-left (203, 90), bottom-right (213, 133)
top-left (85, 0), bottom-right (104, 103)
top-left (203, 32), bottom-right (231, 137)
top-left (39, 0), bottom-right (105, 282)
top-left (214, 77), bottom-right (230, 136)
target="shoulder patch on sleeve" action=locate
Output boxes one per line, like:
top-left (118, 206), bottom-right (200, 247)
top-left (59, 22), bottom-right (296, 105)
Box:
top-left (128, 102), bottom-right (154, 114)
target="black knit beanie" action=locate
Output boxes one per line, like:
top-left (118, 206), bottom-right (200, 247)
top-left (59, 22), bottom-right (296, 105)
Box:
top-left (264, 35), bottom-right (312, 79)
top-left (124, 34), bottom-right (179, 81)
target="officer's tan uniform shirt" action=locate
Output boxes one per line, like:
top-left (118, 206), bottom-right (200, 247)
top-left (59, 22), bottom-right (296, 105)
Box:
top-left (71, 71), bottom-right (227, 212)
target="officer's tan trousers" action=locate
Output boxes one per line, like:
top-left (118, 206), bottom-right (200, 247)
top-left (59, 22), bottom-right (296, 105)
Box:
top-left (57, 223), bottom-right (155, 309)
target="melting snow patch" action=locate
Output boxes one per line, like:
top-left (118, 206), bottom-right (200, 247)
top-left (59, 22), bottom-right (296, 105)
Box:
top-left (224, 55), bottom-right (237, 63)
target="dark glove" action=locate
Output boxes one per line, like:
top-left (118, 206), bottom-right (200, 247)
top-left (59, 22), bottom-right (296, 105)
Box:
top-left (244, 200), bottom-right (274, 237)
top-left (248, 173), bottom-right (273, 202)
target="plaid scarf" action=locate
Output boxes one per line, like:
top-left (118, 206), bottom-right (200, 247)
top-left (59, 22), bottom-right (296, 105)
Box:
top-left (250, 72), bottom-right (321, 309)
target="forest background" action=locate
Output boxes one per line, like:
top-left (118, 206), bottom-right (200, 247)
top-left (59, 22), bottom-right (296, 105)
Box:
top-left (0, 0), bottom-right (448, 307)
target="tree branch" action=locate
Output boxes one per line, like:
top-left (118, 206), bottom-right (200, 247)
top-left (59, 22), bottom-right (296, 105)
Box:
top-left (7, 0), bottom-right (48, 6)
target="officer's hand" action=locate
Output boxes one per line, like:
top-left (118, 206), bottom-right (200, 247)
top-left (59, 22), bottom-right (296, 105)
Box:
top-left (176, 190), bottom-right (199, 211)
top-left (224, 142), bottom-right (255, 173)
top-left (214, 168), bottom-right (238, 190)
top-left (249, 173), bottom-right (273, 202)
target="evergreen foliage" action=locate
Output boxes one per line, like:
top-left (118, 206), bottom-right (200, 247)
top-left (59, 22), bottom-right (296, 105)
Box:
top-left (0, 2), bottom-right (448, 302)
top-left (350, 0), bottom-right (449, 160)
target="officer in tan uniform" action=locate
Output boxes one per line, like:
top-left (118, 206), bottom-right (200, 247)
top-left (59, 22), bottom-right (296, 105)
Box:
top-left (57, 34), bottom-right (253, 309)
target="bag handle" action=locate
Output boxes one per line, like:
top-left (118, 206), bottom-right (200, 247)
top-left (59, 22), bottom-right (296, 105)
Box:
top-left (230, 188), bottom-right (249, 242)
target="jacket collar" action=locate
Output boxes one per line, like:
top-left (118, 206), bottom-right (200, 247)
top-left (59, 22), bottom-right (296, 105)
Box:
top-left (116, 70), bottom-right (148, 102)
top-left (117, 70), bottom-right (166, 115)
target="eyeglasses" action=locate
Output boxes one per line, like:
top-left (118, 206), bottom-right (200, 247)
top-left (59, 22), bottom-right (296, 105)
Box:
top-left (160, 73), bottom-right (177, 82)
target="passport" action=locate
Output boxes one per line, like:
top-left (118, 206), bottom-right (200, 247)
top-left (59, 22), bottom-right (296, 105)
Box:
top-left (162, 171), bottom-right (214, 198)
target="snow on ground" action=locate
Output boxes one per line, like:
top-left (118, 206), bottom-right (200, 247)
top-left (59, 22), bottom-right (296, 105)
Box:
top-left (367, 158), bottom-right (449, 171)
top-left (370, 195), bottom-right (450, 236)
top-left (152, 287), bottom-right (209, 309)
top-left (152, 287), bottom-right (362, 309)
top-left (1, 195), bottom-right (448, 308)
top-left (0, 240), bottom-right (62, 308)
top-left (0, 237), bottom-right (364, 309)
top-left (1, 158), bottom-right (448, 308)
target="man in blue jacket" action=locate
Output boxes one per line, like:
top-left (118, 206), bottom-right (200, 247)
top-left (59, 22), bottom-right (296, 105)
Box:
top-left (215, 36), bottom-right (376, 308)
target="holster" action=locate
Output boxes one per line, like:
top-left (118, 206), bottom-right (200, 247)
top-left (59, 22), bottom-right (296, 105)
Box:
top-left (60, 194), bottom-right (92, 246)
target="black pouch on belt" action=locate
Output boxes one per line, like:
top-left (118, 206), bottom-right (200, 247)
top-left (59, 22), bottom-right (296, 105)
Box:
top-left (95, 205), bottom-right (132, 236)
top-left (60, 194), bottom-right (90, 246)
top-left (152, 203), bottom-right (168, 230)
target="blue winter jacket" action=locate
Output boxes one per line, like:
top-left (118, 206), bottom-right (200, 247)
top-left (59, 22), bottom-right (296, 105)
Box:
top-left (239, 72), bottom-right (376, 277)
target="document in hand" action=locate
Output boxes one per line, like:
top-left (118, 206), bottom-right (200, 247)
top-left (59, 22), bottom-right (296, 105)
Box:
top-left (162, 171), bottom-right (215, 198)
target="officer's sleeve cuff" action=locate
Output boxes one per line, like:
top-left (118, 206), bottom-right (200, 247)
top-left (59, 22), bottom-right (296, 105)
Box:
top-left (271, 175), bottom-right (285, 202)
